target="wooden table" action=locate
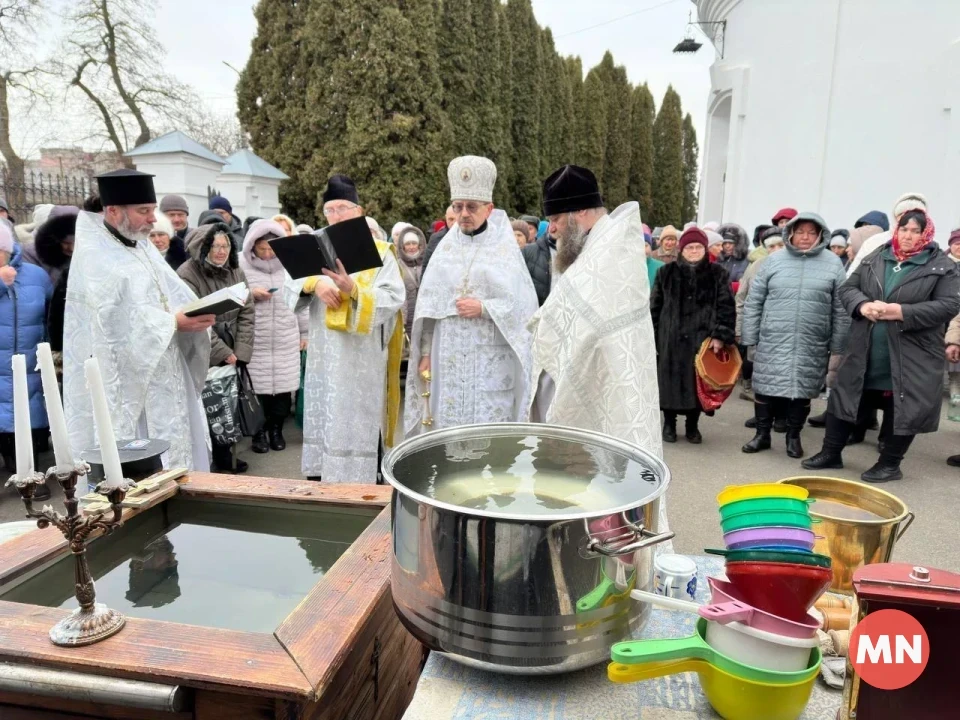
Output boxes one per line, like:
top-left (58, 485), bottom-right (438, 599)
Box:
top-left (0, 473), bottom-right (426, 720)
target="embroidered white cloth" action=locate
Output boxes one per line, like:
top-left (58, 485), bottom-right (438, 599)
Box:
top-left (404, 210), bottom-right (539, 435)
top-left (527, 202), bottom-right (671, 549)
top-left (63, 212), bottom-right (211, 472)
top-left (286, 246), bottom-right (405, 481)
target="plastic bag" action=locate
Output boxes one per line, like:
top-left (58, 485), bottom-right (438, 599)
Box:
top-left (202, 365), bottom-right (242, 446)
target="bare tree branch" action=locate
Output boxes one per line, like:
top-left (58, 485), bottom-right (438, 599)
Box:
top-left (70, 58), bottom-right (127, 159)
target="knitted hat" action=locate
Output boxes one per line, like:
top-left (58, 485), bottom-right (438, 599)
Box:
top-left (32, 203), bottom-right (55, 226)
top-left (0, 218), bottom-right (14, 254)
top-left (659, 225), bottom-right (679, 241)
top-left (159, 194), bottom-right (189, 214)
top-left (684, 221), bottom-right (698, 230)
top-left (150, 213), bottom-right (174, 238)
top-left (431, 219), bottom-right (446, 234)
top-left (829, 234), bottom-right (847, 248)
top-left (208, 195), bottom-right (233, 214)
top-left (448, 156), bottom-right (497, 202)
top-left (771, 207), bottom-right (798, 224)
top-left (892, 192), bottom-right (927, 220)
top-left (706, 230), bottom-right (724, 248)
top-left (322, 174), bottom-right (359, 206)
top-left (948, 228), bottom-right (960, 246)
top-left (391, 222), bottom-right (410, 239)
top-left (703, 221), bottom-right (720, 232)
top-left (761, 227), bottom-right (785, 248)
top-left (678, 227), bottom-right (708, 251)
top-left (542, 164), bottom-right (603, 216)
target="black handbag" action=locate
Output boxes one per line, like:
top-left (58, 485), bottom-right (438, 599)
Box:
top-left (236, 365), bottom-right (266, 437)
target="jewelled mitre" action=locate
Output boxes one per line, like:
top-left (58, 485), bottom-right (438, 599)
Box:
top-left (447, 155), bottom-right (497, 203)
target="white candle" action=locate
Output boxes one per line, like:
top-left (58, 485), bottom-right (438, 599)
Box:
top-left (11, 355), bottom-right (34, 477)
top-left (36, 343), bottom-right (72, 467)
top-left (84, 357), bottom-right (124, 489)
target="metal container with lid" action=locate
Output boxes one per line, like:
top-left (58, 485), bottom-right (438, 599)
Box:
top-left (383, 423), bottom-right (673, 675)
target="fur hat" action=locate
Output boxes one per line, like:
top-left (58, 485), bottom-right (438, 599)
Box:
top-left (150, 213), bottom-right (174, 238)
top-left (322, 174), bottom-right (359, 206)
top-left (892, 192), bottom-right (927, 220)
top-left (678, 227), bottom-right (708, 251)
top-left (761, 227), bottom-right (785, 248)
top-left (542, 164), bottom-right (602, 216)
top-left (159, 194), bottom-right (189, 214)
top-left (208, 195), bottom-right (233, 214)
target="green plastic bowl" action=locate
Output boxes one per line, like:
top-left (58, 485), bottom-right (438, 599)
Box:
top-left (719, 497), bottom-right (813, 521)
top-left (705, 548), bottom-right (832, 569)
top-left (721, 510), bottom-right (815, 533)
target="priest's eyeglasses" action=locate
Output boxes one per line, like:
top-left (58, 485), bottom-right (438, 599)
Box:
top-left (323, 203), bottom-right (360, 218)
top-left (452, 202), bottom-right (487, 215)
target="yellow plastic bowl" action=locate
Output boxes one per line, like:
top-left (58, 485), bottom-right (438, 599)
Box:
top-left (717, 483), bottom-right (809, 507)
top-left (609, 657), bottom-right (817, 720)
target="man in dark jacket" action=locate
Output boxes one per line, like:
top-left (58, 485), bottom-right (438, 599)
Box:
top-left (422, 204), bottom-right (456, 276)
top-left (160, 194), bottom-right (191, 242)
top-left (522, 232), bottom-right (556, 306)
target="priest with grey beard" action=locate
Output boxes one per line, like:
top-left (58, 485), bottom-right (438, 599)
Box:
top-left (527, 164), bottom-right (672, 550)
top-left (63, 169), bottom-right (216, 473)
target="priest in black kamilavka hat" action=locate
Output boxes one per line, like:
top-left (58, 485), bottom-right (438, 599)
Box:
top-left (63, 168), bottom-right (216, 473)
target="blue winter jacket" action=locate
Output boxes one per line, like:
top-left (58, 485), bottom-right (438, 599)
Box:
top-left (0, 243), bottom-right (54, 432)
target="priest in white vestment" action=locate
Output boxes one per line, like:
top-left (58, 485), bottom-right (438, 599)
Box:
top-left (527, 165), bottom-right (671, 550)
top-left (404, 156), bottom-right (538, 436)
top-left (63, 169), bottom-right (214, 472)
top-left (287, 174), bottom-right (405, 482)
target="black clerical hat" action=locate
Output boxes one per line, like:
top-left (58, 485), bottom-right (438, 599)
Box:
top-left (322, 174), bottom-right (359, 205)
top-left (96, 168), bottom-right (157, 207)
top-left (542, 165), bottom-right (603, 217)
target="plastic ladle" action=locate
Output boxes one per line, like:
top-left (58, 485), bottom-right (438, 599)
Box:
top-left (630, 589), bottom-right (782, 628)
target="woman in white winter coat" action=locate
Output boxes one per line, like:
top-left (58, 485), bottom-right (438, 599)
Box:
top-left (239, 219), bottom-right (308, 453)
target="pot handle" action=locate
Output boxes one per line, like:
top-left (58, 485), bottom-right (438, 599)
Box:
top-left (587, 525), bottom-right (676, 558)
top-left (896, 512), bottom-right (915, 541)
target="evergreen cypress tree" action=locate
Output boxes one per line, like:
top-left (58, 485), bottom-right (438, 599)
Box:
top-left (581, 68), bottom-right (607, 182)
top-left (651, 85), bottom-right (684, 228)
top-left (237, 0), bottom-right (318, 223)
top-left (600, 57), bottom-right (632, 208)
top-left (505, 0), bottom-right (542, 213)
top-left (628, 83), bottom-right (655, 221)
top-left (681, 112), bottom-right (700, 223)
top-left (497, 0), bottom-right (515, 213)
top-left (470, 0), bottom-right (510, 210)
top-left (564, 57), bottom-right (586, 166)
top-left (438, 0), bottom-right (480, 151)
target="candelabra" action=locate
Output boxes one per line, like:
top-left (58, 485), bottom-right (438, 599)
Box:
top-left (5, 463), bottom-right (135, 647)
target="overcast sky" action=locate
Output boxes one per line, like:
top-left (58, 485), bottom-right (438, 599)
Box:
top-left (16, 0), bottom-right (714, 157)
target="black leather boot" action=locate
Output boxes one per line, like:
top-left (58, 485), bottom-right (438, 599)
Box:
top-left (685, 412), bottom-right (702, 444)
top-left (773, 418), bottom-right (787, 433)
top-left (861, 462), bottom-right (902, 483)
top-left (269, 425), bottom-right (286, 452)
top-left (742, 402), bottom-right (772, 453)
top-left (252, 430), bottom-right (269, 454)
top-left (744, 416), bottom-right (757, 429)
top-left (802, 450), bottom-right (844, 470)
top-left (786, 430), bottom-right (804, 459)
top-left (785, 401), bottom-right (809, 459)
top-left (807, 412), bottom-right (827, 428)
top-left (662, 412), bottom-right (677, 444)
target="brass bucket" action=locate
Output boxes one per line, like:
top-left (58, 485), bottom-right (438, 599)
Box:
top-left (777, 477), bottom-right (914, 595)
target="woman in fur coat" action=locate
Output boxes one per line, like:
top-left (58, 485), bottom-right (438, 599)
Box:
top-left (651, 227), bottom-right (737, 443)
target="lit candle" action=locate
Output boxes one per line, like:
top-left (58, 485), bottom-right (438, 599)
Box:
top-left (11, 355), bottom-right (34, 477)
top-left (36, 343), bottom-right (72, 467)
top-left (84, 357), bottom-right (124, 489)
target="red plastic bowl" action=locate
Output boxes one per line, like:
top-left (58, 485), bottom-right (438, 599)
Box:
top-left (725, 561), bottom-right (832, 621)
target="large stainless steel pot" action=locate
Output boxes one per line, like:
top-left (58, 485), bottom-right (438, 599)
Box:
top-left (383, 423), bottom-right (673, 674)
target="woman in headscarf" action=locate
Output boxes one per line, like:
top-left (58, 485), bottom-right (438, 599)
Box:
top-left (804, 210), bottom-right (960, 483)
top-left (651, 227), bottom-right (736, 444)
top-left (148, 213), bottom-right (188, 271)
top-left (395, 225), bottom-right (426, 373)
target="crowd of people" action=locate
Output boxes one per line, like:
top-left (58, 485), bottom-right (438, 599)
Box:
top-left (2, 165), bottom-right (960, 495)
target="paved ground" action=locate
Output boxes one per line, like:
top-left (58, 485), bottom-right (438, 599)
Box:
top-left (3, 394), bottom-right (957, 572)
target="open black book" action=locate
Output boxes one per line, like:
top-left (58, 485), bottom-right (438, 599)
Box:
top-left (268, 216), bottom-right (384, 279)
top-left (179, 282), bottom-right (249, 317)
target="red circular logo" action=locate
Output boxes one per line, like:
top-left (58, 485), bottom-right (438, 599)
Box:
top-left (850, 609), bottom-right (929, 690)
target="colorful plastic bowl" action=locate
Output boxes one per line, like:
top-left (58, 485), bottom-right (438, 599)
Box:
top-left (717, 483), bottom-right (810, 506)
top-left (723, 526), bottom-right (818, 552)
top-left (724, 562), bottom-right (833, 620)
top-left (609, 655), bottom-right (819, 720)
top-left (720, 510), bottom-right (815, 533)
top-left (719, 497), bottom-right (813, 520)
top-left (706, 548), bottom-right (831, 569)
